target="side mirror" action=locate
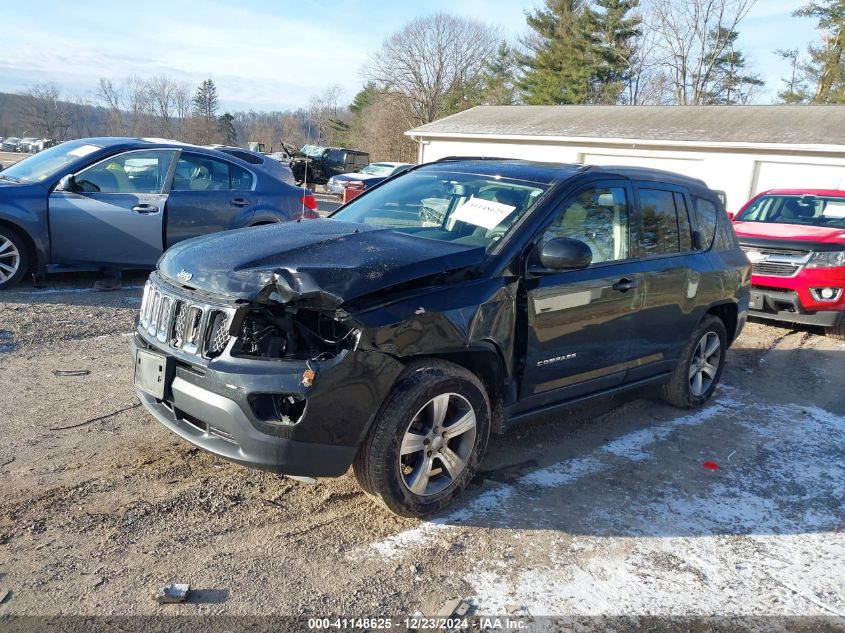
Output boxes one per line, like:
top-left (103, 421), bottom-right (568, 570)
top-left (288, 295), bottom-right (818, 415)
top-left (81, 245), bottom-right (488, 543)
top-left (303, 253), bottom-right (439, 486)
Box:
top-left (535, 237), bottom-right (592, 271)
top-left (56, 174), bottom-right (76, 192)
top-left (726, 210), bottom-right (737, 221)
top-left (692, 230), bottom-right (704, 250)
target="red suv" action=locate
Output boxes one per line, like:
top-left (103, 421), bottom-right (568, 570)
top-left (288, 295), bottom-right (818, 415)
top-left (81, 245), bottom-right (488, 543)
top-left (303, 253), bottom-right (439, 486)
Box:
top-left (732, 189), bottom-right (845, 340)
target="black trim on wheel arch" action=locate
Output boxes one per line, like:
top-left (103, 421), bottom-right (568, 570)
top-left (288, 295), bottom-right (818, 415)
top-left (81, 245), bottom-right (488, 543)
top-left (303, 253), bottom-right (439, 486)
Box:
top-left (660, 315), bottom-right (727, 409)
top-left (353, 359), bottom-right (491, 517)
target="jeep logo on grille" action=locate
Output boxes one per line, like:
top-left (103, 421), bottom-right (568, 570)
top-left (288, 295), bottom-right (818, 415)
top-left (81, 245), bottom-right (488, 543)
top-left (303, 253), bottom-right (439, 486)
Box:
top-left (177, 269), bottom-right (193, 283)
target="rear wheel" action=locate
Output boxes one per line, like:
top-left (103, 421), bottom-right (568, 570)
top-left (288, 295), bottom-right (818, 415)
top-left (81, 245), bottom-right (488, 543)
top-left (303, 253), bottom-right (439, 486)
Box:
top-left (353, 360), bottom-right (490, 517)
top-left (0, 226), bottom-right (30, 290)
top-left (661, 315), bottom-right (727, 409)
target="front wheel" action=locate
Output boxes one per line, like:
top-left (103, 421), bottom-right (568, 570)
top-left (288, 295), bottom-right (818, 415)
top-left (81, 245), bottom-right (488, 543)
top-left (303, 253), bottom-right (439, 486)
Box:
top-left (826, 315), bottom-right (845, 341)
top-left (353, 360), bottom-right (491, 517)
top-left (661, 315), bottom-right (727, 409)
top-left (0, 226), bottom-right (30, 290)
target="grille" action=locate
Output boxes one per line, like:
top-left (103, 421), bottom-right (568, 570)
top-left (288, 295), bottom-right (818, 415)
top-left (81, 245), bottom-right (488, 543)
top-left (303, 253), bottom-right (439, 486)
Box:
top-left (752, 262), bottom-right (800, 277)
top-left (741, 246), bottom-right (808, 258)
top-left (139, 280), bottom-right (231, 358)
top-left (206, 311), bottom-right (231, 357)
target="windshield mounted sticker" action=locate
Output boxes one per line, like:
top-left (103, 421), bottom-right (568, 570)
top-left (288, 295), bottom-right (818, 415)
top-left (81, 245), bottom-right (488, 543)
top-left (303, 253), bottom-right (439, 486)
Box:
top-left (68, 144), bottom-right (101, 158)
top-left (451, 196), bottom-right (516, 230)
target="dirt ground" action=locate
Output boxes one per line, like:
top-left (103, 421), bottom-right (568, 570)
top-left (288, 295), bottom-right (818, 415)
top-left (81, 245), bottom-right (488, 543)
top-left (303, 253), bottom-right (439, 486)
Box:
top-left (1, 272), bottom-right (844, 625)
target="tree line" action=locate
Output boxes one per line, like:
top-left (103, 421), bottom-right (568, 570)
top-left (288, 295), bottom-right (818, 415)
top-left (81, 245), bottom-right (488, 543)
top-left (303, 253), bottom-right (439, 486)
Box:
top-left (3, 0), bottom-right (843, 162)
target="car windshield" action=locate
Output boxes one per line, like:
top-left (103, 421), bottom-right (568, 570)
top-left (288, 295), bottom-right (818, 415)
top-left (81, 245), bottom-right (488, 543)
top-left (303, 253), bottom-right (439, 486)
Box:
top-left (300, 144), bottom-right (325, 158)
top-left (0, 140), bottom-right (102, 183)
top-left (360, 163), bottom-right (396, 176)
top-left (736, 194), bottom-right (845, 228)
top-left (331, 170), bottom-right (549, 250)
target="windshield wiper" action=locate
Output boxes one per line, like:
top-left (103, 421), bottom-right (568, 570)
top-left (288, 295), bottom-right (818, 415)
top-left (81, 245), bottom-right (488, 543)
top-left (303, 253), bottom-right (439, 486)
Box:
top-left (0, 174), bottom-right (21, 183)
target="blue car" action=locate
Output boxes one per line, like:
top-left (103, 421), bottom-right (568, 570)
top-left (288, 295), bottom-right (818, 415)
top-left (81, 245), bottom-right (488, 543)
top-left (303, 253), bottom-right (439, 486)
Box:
top-left (0, 137), bottom-right (318, 288)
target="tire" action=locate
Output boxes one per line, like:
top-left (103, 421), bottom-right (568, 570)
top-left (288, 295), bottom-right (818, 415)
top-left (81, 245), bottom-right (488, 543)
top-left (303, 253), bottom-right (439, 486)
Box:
top-left (660, 315), bottom-right (727, 409)
top-left (353, 359), bottom-right (491, 517)
top-left (0, 226), bottom-right (30, 290)
top-left (826, 316), bottom-right (845, 341)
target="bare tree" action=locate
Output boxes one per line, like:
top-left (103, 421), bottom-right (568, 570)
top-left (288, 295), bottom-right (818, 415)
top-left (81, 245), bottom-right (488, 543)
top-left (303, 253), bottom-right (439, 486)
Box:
top-left (308, 85), bottom-right (346, 145)
top-left (125, 75), bottom-right (152, 136)
top-left (647, 0), bottom-right (757, 104)
top-left (96, 78), bottom-right (126, 134)
top-left (18, 84), bottom-right (70, 139)
top-left (148, 75), bottom-right (178, 138)
top-left (367, 12), bottom-right (500, 125)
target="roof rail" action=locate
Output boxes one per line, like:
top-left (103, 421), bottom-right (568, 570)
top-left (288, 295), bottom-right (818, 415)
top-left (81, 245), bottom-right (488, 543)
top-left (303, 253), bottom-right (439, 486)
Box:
top-left (435, 156), bottom-right (518, 162)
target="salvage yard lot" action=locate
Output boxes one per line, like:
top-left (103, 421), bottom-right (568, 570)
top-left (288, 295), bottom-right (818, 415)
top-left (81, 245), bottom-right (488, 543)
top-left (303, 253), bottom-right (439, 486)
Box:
top-left (1, 274), bottom-right (844, 619)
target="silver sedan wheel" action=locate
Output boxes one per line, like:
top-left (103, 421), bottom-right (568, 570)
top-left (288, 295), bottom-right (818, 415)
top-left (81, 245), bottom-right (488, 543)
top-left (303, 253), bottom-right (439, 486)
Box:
top-left (399, 393), bottom-right (477, 497)
top-left (0, 235), bottom-right (21, 284)
top-left (689, 331), bottom-right (721, 397)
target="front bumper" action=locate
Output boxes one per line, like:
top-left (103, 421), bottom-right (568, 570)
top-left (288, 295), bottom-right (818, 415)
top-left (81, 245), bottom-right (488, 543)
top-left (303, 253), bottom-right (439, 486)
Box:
top-left (749, 286), bottom-right (843, 327)
top-left (131, 331), bottom-right (403, 477)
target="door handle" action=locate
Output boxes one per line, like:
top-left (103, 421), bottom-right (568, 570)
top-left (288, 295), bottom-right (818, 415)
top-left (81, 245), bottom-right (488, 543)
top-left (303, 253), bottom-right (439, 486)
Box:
top-left (230, 198), bottom-right (250, 208)
top-left (612, 277), bottom-right (640, 292)
top-left (132, 204), bottom-right (158, 214)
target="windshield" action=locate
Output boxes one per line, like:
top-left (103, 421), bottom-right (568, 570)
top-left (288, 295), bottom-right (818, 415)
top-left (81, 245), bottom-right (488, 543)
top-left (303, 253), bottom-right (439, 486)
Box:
top-left (0, 140), bottom-right (102, 183)
top-left (736, 194), bottom-right (845, 228)
top-left (360, 163), bottom-right (396, 176)
top-left (332, 170), bottom-right (549, 250)
top-left (300, 144), bottom-right (325, 158)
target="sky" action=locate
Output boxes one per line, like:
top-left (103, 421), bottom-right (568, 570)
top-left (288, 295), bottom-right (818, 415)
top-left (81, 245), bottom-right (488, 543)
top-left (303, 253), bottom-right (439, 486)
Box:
top-left (0, 0), bottom-right (821, 112)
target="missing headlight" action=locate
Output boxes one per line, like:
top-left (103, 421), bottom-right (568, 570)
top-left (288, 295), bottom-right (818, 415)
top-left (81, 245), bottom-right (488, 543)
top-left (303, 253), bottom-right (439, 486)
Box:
top-left (232, 307), bottom-right (356, 360)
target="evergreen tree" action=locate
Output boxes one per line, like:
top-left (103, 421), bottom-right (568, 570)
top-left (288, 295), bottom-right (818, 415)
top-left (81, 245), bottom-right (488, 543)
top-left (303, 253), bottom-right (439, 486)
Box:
top-left (216, 112), bottom-right (236, 144)
top-left (518, 0), bottom-right (641, 105)
top-left (699, 27), bottom-right (763, 104)
top-left (518, 0), bottom-right (598, 104)
top-left (795, 0), bottom-right (845, 103)
top-left (193, 79), bottom-right (219, 123)
top-left (480, 42), bottom-right (521, 105)
top-left (592, 0), bottom-right (642, 103)
top-left (775, 48), bottom-right (811, 103)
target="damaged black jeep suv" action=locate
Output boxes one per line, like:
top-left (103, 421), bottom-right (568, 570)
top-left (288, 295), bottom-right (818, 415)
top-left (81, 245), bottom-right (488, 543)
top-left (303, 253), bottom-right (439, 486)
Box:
top-left (132, 159), bottom-right (750, 516)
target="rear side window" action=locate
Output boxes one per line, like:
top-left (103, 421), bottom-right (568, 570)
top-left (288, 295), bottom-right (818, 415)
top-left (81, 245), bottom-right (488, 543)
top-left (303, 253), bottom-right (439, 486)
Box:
top-left (232, 150), bottom-right (262, 165)
top-left (637, 188), bottom-right (680, 256)
top-left (230, 163), bottom-right (254, 190)
top-left (694, 198), bottom-right (718, 249)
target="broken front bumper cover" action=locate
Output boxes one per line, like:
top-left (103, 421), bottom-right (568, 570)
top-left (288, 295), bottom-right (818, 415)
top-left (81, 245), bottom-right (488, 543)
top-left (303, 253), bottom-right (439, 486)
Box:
top-left (130, 334), bottom-right (402, 477)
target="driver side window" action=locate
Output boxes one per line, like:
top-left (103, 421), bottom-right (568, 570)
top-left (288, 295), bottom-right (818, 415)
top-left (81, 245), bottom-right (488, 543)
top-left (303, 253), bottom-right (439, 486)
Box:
top-left (543, 186), bottom-right (630, 264)
top-left (75, 150), bottom-right (176, 194)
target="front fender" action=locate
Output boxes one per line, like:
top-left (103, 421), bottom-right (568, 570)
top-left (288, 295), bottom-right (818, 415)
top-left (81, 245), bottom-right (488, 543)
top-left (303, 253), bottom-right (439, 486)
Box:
top-left (0, 199), bottom-right (50, 268)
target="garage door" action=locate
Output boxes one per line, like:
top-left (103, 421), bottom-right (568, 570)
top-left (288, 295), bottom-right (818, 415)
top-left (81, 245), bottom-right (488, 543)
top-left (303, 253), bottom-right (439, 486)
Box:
top-left (580, 153), bottom-right (705, 179)
top-left (753, 161), bottom-right (845, 193)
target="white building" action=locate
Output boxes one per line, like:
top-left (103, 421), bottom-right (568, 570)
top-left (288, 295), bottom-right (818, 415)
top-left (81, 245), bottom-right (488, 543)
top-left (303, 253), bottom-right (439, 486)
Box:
top-left (406, 105), bottom-right (845, 212)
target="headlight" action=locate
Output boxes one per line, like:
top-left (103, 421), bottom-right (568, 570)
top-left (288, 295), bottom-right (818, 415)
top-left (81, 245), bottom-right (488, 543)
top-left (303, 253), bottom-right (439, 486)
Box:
top-left (807, 251), bottom-right (845, 268)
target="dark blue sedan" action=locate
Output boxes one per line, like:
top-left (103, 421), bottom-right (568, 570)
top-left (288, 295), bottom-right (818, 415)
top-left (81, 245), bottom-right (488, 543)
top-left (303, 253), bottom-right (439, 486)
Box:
top-left (0, 138), bottom-right (318, 288)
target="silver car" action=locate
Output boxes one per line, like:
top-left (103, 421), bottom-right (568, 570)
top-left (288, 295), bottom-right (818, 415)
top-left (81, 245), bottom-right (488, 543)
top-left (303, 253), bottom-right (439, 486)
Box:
top-left (325, 162), bottom-right (412, 195)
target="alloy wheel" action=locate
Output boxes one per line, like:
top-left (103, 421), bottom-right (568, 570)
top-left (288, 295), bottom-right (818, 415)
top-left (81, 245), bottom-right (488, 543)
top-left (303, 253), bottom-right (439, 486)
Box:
top-left (689, 331), bottom-right (721, 397)
top-left (399, 393), bottom-right (477, 496)
top-left (0, 235), bottom-right (21, 284)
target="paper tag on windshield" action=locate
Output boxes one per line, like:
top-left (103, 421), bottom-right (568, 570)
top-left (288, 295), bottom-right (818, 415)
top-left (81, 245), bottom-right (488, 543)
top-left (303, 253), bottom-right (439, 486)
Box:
top-left (68, 144), bottom-right (101, 158)
top-left (451, 196), bottom-right (516, 230)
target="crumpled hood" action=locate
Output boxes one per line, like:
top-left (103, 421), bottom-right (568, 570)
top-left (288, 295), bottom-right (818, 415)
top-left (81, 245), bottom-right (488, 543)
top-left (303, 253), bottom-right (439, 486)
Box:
top-left (158, 219), bottom-right (486, 304)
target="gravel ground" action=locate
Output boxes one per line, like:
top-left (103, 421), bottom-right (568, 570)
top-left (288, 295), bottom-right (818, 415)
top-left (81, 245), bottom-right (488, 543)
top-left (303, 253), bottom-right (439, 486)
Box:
top-left (1, 274), bottom-right (844, 628)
